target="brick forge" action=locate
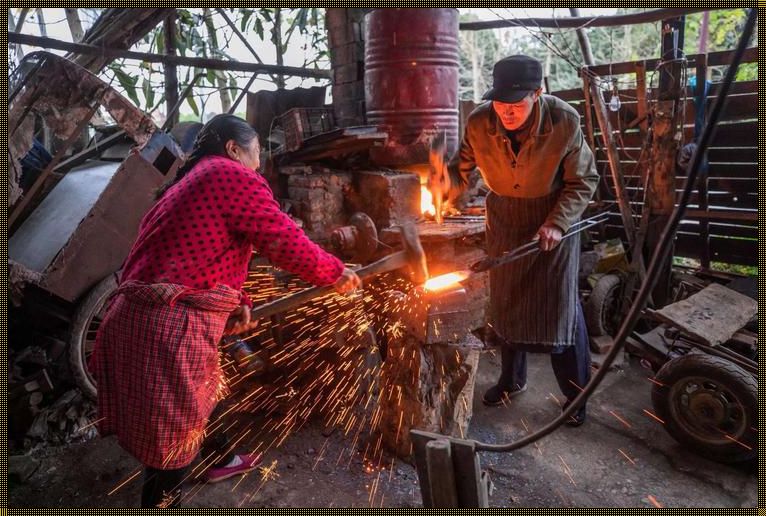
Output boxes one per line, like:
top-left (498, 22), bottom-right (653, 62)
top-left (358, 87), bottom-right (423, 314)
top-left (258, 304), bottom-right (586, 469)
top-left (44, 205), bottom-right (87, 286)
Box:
top-left (278, 163), bottom-right (488, 333)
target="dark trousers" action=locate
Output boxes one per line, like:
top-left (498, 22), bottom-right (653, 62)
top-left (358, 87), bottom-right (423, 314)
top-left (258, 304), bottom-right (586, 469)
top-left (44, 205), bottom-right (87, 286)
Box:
top-left (140, 404), bottom-right (235, 508)
top-left (497, 303), bottom-right (591, 404)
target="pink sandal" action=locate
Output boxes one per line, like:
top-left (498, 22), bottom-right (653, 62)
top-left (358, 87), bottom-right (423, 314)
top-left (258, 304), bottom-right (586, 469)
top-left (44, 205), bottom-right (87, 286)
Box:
top-left (205, 453), bottom-right (263, 483)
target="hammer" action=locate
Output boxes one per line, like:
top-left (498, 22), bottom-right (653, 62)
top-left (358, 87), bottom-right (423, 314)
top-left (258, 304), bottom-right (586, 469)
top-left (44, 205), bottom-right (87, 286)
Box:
top-left (248, 223), bottom-right (428, 321)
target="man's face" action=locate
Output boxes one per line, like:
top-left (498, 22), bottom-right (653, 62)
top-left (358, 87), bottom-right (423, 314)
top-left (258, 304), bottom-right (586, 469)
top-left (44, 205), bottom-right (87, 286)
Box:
top-left (492, 89), bottom-right (541, 131)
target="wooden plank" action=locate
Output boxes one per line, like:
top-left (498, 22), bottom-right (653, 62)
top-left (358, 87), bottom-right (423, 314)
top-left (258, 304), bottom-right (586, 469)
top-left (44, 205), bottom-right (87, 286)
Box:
top-left (651, 283), bottom-right (757, 346)
top-left (596, 147), bottom-right (758, 164)
top-left (615, 94), bottom-right (755, 126)
top-left (682, 209), bottom-right (758, 223)
top-left (426, 439), bottom-right (459, 507)
top-left (411, 430), bottom-right (436, 507)
top-left (450, 438), bottom-right (489, 508)
top-left (614, 175), bottom-right (757, 191)
top-left (600, 121), bottom-right (757, 148)
top-left (599, 207), bottom-right (758, 225)
top-left (707, 46), bottom-right (759, 66)
top-left (707, 147), bottom-right (759, 163)
top-left (675, 233), bottom-right (758, 266)
top-left (584, 47), bottom-right (758, 77)
top-left (553, 88), bottom-right (586, 102)
top-left (679, 220), bottom-right (757, 240)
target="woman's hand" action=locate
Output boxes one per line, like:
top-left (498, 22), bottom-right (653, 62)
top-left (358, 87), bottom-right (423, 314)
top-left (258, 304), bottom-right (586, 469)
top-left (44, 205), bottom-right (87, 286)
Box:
top-left (224, 305), bottom-right (257, 336)
top-left (333, 267), bottom-right (362, 295)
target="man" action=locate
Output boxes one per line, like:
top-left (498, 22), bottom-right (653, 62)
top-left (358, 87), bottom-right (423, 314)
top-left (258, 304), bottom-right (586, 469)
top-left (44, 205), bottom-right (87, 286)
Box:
top-left (446, 55), bottom-right (599, 425)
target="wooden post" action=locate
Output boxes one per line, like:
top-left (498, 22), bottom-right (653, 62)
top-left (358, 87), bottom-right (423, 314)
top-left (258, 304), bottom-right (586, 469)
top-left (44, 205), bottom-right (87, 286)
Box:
top-left (411, 430), bottom-right (489, 508)
top-left (164, 11), bottom-right (179, 127)
top-left (648, 16), bottom-right (686, 306)
top-left (634, 62), bottom-right (649, 137)
top-left (581, 73), bottom-right (606, 242)
top-left (426, 439), bottom-right (459, 507)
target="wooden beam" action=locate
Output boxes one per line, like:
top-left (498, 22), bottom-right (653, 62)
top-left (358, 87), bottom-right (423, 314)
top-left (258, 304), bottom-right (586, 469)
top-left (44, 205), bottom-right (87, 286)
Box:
top-left (9, 32), bottom-right (332, 80)
top-left (585, 46), bottom-right (758, 77)
top-left (460, 8), bottom-right (713, 31)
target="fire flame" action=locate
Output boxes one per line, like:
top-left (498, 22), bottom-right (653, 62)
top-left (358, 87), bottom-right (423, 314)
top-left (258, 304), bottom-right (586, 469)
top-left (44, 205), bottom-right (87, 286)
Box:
top-left (420, 186), bottom-right (436, 217)
top-left (423, 271), bottom-right (468, 292)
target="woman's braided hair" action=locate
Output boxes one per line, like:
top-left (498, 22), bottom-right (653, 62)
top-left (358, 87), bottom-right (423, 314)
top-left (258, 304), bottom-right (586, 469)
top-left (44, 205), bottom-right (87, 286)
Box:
top-left (156, 114), bottom-right (258, 199)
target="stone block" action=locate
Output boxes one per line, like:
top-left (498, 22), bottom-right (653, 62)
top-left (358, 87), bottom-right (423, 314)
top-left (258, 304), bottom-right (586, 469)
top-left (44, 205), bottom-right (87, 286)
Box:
top-left (355, 170), bottom-right (420, 229)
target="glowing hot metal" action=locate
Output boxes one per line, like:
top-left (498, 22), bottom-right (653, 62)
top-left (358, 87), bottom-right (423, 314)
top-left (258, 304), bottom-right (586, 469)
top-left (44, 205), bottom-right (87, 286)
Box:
top-left (423, 271), bottom-right (469, 292)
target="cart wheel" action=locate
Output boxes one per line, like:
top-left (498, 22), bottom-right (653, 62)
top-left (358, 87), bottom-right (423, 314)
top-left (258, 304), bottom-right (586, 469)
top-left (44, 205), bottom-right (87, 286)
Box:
top-left (651, 352), bottom-right (757, 463)
top-left (585, 273), bottom-right (622, 337)
top-left (69, 275), bottom-right (118, 400)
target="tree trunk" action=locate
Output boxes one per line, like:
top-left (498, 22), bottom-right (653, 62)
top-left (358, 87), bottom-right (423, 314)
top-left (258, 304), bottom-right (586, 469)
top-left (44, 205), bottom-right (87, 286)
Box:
top-left (64, 8), bottom-right (85, 42)
top-left (469, 33), bottom-right (482, 104)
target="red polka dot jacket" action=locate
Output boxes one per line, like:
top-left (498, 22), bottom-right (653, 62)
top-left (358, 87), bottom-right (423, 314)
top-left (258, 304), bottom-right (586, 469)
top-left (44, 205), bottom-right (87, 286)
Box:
top-left (121, 155), bottom-right (344, 304)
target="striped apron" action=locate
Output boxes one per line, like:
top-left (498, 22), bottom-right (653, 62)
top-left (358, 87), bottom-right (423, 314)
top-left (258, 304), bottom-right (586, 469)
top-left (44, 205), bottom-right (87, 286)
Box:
top-left (486, 190), bottom-right (580, 353)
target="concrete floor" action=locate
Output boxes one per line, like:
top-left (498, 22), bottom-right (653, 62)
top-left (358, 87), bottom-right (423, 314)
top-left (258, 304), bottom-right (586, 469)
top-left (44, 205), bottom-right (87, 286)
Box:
top-left (9, 350), bottom-right (757, 508)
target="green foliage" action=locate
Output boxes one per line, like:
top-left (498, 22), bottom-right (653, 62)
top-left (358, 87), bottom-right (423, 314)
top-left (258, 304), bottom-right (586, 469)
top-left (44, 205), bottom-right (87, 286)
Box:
top-left (100, 8), bottom-right (328, 114)
top-left (458, 13), bottom-right (500, 101)
top-left (457, 8), bottom-right (753, 96)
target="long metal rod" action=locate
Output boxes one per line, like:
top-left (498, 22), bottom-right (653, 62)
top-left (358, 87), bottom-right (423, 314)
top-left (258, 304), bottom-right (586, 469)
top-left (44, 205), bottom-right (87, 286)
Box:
top-left (473, 8), bottom-right (756, 453)
top-left (470, 212), bottom-right (609, 273)
top-left (8, 32), bottom-right (332, 80)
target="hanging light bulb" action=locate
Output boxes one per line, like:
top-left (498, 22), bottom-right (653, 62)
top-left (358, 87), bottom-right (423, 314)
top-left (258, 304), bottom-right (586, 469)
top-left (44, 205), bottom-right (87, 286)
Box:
top-left (609, 79), bottom-right (621, 112)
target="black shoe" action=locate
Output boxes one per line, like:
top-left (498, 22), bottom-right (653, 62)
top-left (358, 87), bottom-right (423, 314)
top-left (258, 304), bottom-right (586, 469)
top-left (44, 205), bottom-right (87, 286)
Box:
top-left (562, 400), bottom-right (587, 427)
top-left (482, 383), bottom-right (527, 406)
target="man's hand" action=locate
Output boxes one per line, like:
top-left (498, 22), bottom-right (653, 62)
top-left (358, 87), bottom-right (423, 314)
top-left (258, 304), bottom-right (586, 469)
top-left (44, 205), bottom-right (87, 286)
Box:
top-left (536, 223), bottom-right (564, 252)
top-left (333, 267), bottom-right (362, 295)
top-left (225, 304), bottom-right (257, 336)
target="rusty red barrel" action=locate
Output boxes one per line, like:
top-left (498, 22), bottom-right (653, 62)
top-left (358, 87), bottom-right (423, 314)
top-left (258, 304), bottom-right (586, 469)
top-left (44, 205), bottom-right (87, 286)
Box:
top-left (365, 8), bottom-right (459, 166)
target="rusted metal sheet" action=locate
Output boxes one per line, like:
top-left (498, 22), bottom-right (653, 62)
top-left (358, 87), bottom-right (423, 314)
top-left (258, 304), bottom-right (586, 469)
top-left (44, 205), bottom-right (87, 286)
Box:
top-left (9, 52), bottom-right (157, 207)
top-left (9, 132), bottom-right (181, 302)
top-left (365, 8), bottom-right (459, 166)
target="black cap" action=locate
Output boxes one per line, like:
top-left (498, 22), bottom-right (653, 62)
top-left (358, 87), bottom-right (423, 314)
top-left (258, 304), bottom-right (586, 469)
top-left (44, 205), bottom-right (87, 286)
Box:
top-left (482, 55), bottom-right (543, 103)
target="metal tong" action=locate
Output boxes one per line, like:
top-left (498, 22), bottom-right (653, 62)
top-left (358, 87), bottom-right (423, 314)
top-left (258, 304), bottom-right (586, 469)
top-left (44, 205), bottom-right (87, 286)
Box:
top-left (469, 212), bottom-right (609, 273)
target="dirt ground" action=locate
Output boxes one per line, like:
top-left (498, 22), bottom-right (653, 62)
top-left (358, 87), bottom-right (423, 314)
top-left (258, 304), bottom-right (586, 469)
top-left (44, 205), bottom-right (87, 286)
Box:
top-left (9, 349), bottom-right (757, 508)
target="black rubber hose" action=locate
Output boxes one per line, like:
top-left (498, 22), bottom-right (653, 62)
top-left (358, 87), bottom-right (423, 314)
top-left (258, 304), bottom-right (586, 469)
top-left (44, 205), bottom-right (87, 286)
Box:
top-left (475, 8), bottom-right (757, 453)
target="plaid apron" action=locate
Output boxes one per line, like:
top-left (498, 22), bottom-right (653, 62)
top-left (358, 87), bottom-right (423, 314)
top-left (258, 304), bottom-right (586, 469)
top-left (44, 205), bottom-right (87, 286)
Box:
top-left (90, 281), bottom-right (241, 469)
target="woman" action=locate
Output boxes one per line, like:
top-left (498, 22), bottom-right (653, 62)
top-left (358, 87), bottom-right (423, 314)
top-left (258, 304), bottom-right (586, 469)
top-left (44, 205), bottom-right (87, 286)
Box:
top-left (90, 114), bottom-right (360, 508)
